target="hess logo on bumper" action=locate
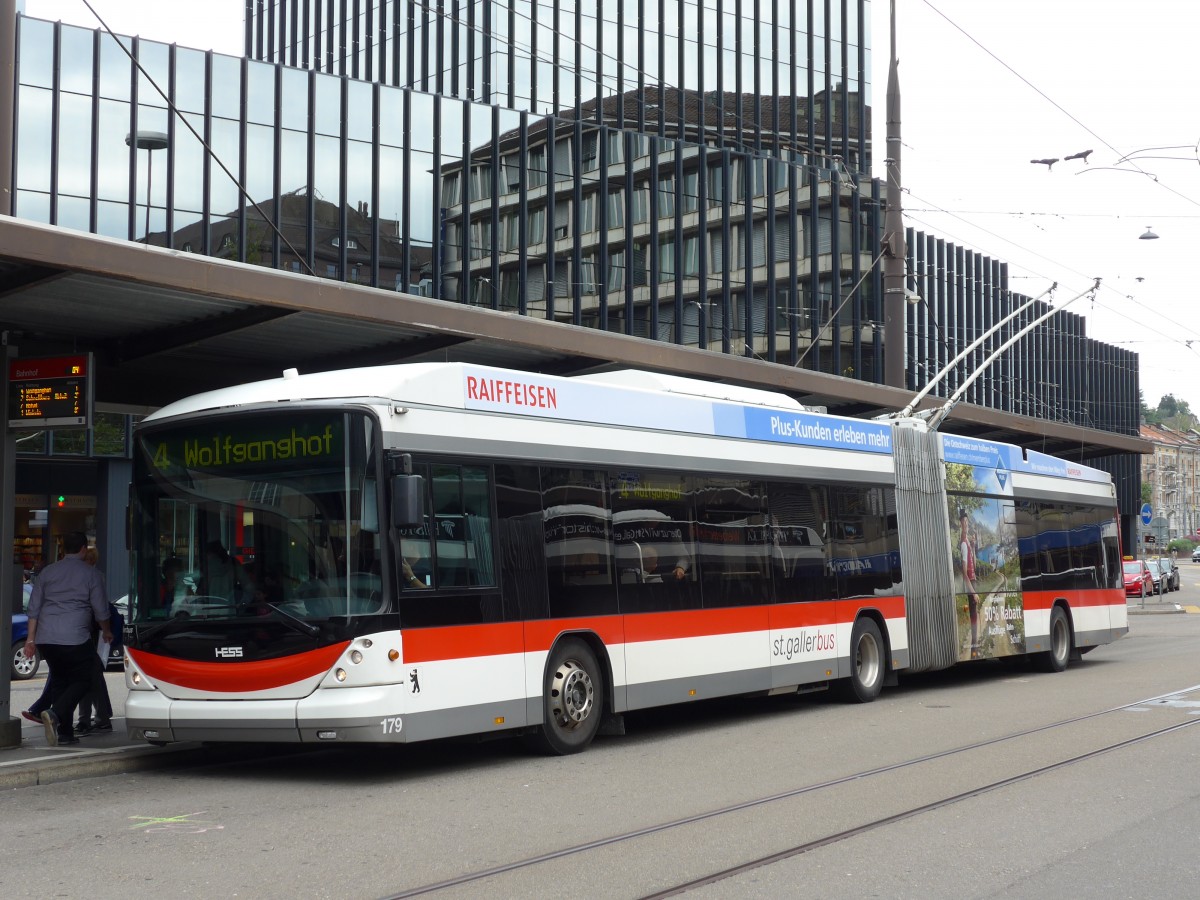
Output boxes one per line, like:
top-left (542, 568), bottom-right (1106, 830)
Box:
top-left (215, 647), bottom-right (244, 658)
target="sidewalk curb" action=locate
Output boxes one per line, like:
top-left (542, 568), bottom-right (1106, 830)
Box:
top-left (1127, 604), bottom-right (1187, 615)
top-left (0, 743), bottom-right (208, 790)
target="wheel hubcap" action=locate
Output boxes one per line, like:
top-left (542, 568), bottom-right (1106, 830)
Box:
top-left (856, 634), bottom-right (880, 686)
top-left (1053, 616), bottom-right (1068, 661)
top-left (551, 659), bottom-right (594, 728)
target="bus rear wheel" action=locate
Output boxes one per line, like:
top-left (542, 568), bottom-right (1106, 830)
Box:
top-left (1035, 605), bottom-right (1071, 673)
top-left (840, 618), bottom-right (885, 703)
top-left (529, 638), bottom-right (604, 755)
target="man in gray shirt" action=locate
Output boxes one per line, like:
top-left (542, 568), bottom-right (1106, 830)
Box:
top-left (24, 531), bottom-right (113, 746)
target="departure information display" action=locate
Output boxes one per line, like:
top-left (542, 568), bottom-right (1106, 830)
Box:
top-left (7, 354), bottom-right (93, 429)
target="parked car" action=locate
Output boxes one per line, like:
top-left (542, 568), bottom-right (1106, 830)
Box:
top-left (1193, 547), bottom-right (1200, 563)
top-left (10, 580), bottom-right (39, 679)
top-left (1150, 557), bottom-right (1180, 593)
top-left (1123, 558), bottom-right (1154, 597)
top-left (107, 596), bottom-right (127, 670)
top-left (10, 612), bottom-right (39, 680)
top-left (1146, 559), bottom-right (1163, 593)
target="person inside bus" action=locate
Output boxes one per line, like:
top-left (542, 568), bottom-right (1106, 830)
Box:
top-left (638, 546), bottom-right (664, 583)
top-left (957, 509), bottom-right (981, 658)
top-left (202, 541), bottom-right (252, 602)
top-left (160, 556), bottom-right (194, 609)
top-left (637, 545), bottom-right (690, 582)
top-left (401, 539), bottom-right (430, 589)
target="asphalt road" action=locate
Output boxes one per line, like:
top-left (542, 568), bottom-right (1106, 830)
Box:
top-left (2, 566), bottom-right (1199, 899)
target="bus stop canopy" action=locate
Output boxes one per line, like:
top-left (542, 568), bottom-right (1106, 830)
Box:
top-left (0, 216), bottom-right (1148, 460)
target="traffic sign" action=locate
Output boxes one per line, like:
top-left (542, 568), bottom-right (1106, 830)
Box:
top-left (1140, 503), bottom-right (1153, 526)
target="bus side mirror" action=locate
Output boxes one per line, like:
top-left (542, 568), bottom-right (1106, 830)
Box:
top-left (392, 474), bottom-right (425, 528)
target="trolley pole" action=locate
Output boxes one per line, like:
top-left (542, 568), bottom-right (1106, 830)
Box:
top-left (882, 0), bottom-right (907, 389)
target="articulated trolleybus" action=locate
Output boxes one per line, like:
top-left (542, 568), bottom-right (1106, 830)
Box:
top-left (124, 363), bottom-right (1127, 753)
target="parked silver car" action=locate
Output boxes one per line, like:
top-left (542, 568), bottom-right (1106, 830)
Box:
top-left (1149, 557), bottom-right (1179, 592)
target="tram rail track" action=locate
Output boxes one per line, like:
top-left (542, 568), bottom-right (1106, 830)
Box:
top-left (382, 684), bottom-right (1200, 899)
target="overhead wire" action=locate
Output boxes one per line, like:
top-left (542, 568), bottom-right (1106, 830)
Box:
top-left (901, 2), bottom-right (1200, 405)
top-left (918, 0), bottom-right (1200, 210)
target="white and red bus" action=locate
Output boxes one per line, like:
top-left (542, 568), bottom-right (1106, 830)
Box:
top-left (123, 363), bottom-right (1127, 753)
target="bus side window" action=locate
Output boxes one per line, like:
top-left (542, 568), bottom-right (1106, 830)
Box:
top-left (768, 483), bottom-right (832, 603)
top-left (692, 476), bottom-right (770, 609)
top-left (430, 464), bottom-right (496, 589)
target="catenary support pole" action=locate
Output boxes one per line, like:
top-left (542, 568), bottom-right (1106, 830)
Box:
top-left (882, 0), bottom-right (907, 389)
top-left (0, 0), bottom-right (17, 217)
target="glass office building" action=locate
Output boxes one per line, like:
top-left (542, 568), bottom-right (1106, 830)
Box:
top-left (9, 3), bottom-right (1141, 525)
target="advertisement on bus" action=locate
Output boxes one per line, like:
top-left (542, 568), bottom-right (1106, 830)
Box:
top-left (946, 462), bottom-right (1025, 662)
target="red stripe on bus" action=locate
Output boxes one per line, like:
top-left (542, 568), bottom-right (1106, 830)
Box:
top-left (767, 595), bottom-right (906, 629)
top-left (403, 619), bottom-right (627, 662)
top-left (623, 607), bottom-right (768, 643)
top-left (402, 598), bottom-right (906, 663)
top-left (128, 643), bottom-right (350, 693)
top-left (403, 622), bottom-right (526, 662)
top-left (1022, 588), bottom-right (1125, 610)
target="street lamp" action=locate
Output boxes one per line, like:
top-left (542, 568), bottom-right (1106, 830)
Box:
top-left (125, 131), bottom-right (168, 242)
top-left (1139, 226), bottom-right (1159, 240)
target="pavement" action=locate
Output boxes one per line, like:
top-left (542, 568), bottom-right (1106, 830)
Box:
top-left (1, 595), bottom-right (1194, 788)
top-left (0, 668), bottom-right (213, 789)
top-left (0, 713), bottom-right (208, 789)
top-left (1127, 592), bottom-right (1199, 615)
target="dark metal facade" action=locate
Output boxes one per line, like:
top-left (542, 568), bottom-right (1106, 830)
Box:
top-left (9, 9), bottom-right (1141, 523)
top-left (244, 0), bottom-right (870, 169)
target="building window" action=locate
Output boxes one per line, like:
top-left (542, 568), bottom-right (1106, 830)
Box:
top-left (441, 173), bottom-right (462, 207)
top-left (581, 133), bottom-right (599, 172)
top-left (527, 206), bottom-right (546, 244)
top-left (682, 171), bottom-right (699, 213)
top-left (470, 163), bottom-right (493, 201)
top-left (632, 184), bottom-right (650, 225)
top-left (579, 254), bottom-right (598, 293)
top-left (528, 147), bottom-right (547, 188)
top-left (683, 235), bottom-right (700, 277)
top-left (657, 175), bottom-right (676, 217)
top-left (578, 192), bottom-right (597, 234)
top-left (607, 190), bottom-right (625, 228)
top-left (658, 238), bottom-right (675, 284)
top-left (608, 249), bottom-right (625, 292)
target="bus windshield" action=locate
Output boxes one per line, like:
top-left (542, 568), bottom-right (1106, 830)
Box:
top-left (130, 409), bottom-right (383, 625)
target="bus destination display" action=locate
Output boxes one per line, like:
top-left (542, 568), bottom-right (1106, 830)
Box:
top-left (7, 354), bottom-right (93, 429)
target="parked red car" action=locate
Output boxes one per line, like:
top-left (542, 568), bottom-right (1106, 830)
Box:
top-left (1123, 559), bottom-right (1154, 597)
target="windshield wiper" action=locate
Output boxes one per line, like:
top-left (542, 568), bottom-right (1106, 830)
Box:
top-left (265, 602), bottom-right (320, 637)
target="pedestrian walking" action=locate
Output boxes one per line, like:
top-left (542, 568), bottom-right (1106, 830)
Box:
top-left (23, 531), bottom-right (113, 746)
top-left (77, 597), bottom-right (122, 735)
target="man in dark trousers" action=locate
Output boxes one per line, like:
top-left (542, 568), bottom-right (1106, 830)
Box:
top-left (23, 531), bottom-right (113, 746)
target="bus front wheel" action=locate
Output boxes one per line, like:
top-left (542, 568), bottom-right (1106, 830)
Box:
top-left (529, 638), bottom-right (604, 755)
top-left (840, 618), bottom-right (885, 703)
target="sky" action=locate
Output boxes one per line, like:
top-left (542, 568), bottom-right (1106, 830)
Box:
top-left (870, 0), bottom-right (1200, 421)
top-left (21, 0), bottom-right (1200, 421)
